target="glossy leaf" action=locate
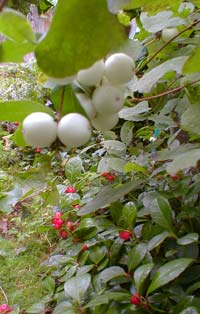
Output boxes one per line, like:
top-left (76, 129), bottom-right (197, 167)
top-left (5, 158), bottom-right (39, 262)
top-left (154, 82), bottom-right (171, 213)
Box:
top-left (84, 292), bottom-right (130, 308)
top-left (35, 0), bottom-right (125, 77)
top-left (177, 233), bottom-right (199, 246)
top-left (99, 266), bottom-right (126, 283)
top-left (134, 263), bottom-right (154, 294)
top-left (148, 231), bottom-right (170, 251)
top-left (147, 258), bottom-right (193, 295)
top-left (78, 180), bottom-right (143, 215)
top-left (120, 121), bottom-right (134, 145)
top-left (64, 274), bottom-right (91, 302)
top-left (65, 157), bottom-right (83, 183)
top-left (128, 243), bottom-right (147, 271)
top-left (0, 40), bottom-right (35, 62)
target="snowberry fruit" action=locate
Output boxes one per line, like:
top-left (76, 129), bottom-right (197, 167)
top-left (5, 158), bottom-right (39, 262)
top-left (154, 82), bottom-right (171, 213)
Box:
top-left (22, 112), bottom-right (57, 148)
top-left (75, 93), bottom-right (96, 119)
top-left (105, 53), bottom-right (135, 85)
top-left (92, 85), bottom-right (124, 114)
top-left (91, 113), bottom-right (119, 132)
top-left (77, 60), bottom-right (105, 86)
top-left (57, 113), bottom-right (92, 148)
top-left (130, 293), bottom-right (141, 305)
top-left (161, 27), bottom-right (179, 42)
top-left (65, 186), bottom-right (76, 193)
top-left (119, 230), bottom-right (131, 241)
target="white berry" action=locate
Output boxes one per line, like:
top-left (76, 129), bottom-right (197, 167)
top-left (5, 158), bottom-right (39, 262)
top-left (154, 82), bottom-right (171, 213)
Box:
top-left (91, 113), bottom-right (119, 132)
top-left (92, 85), bottom-right (124, 114)
top-left (161, 27), bottom-right (179, 42)
top-left (77, 60), bottom-right (105, 86)
top-left (75, 93), bottom-right (96, 119)
top-left (104, 53), bottom-right (135, 85)
top-left (22, 112), bottom-right (57, 148)
top-left (57, 113), bottom-right (92, 148)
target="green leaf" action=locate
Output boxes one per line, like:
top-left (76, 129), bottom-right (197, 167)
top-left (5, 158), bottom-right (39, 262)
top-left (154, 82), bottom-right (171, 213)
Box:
top-left (179, 307), bottom-right (199, 314)
top-left (78, 180), bottom-right (143, 215)
top-left (150, 196), bottom-right (175, 235)
top-left (183, 45), bottom-right (200, 73)
top-left (42, 276), bottom-right (55, 293)
top-left (102, 140), bottom-right (126, 156)
top-left (119, 101), bottom-right (151, 121)
top-left (134, 263), bottom-right (154, 295)
top-left (97, 157), bottom-right (126, 173)
top-left (65, 157), bottom-right (83, 183)
top-left (0, 100), bottom-right (55, 122)
top-left (120, 121), bottom-right (134, 145)
top-left (181, 104), bottom-right (200, 136)
top-left (166, 149), bottom-right (200, 175)
top-left (177, 233), bottom-right (199, 246)
top-left (147, 258), bottom-right (193, 295)
top-left (27, 303), bottom-right (45, 314)
top-left (89, 246), bottom-right (107, 265)
top-left (148, 231), bottom-right (170, 251)
top-left (35, 0), bottom-right (125, 77)
top-left (99, 266), bottom-right (126, 283)
top-left (119, 202), bottom-right (137, 229)
top-left (128, 243), bottom-right (147, 271)
top-left (123, 0), bottom-right (182, 13)
top-left (137, 57), bottom-right (188, 93)
top-left (84, 292), bottom-right (130, 308)
top-left (64, 274), bottom-right (91, 303)
top-left (12, 123), bottom-right (27, 147)
top-left (51, 85), bottom-right (85, 116)
top-left (0, 9), bottom-right (36, 43)
top-left (0, 40), bottom-right (35, 62)
top-left (53, 302), bottom-right (75, 314)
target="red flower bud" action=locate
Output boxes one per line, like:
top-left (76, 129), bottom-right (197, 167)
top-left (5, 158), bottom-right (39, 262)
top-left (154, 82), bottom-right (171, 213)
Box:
top-left (65, 186), bottom-right (76, 193)
top-left (130, 293), bottom-right (141, 306)
top-left (119, 230), bottom-right (131, 241)
top-left (59, 230), bottom-right (68, 239)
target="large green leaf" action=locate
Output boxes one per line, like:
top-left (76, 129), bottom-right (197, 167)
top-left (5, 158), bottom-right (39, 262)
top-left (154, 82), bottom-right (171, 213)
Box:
top-left (64, 274), bottom-right (91, 302)
top-left (0, 100), bottom-right (55, 122)
top-left (0, 40), bottom-right (35, 62)
top-left (128, 243), bottom-right (147, 271)
top-left (35, 0), bottom-right (126, 77)
top-left (181, 104), bottom-right (200, 136)
top-left (78, 180), bottom-right (143, 215)
top-left (183, 45), bottom-right (200, 74)
top-left (123, 0), bottom-right (182, 13)
top-left (147, 258), bottom-right (193, 295)
top-left (84, 292), bottom-right (130, 308)
top-left (0, 9), bottom-right (36, 43)
top-left (134, 263), bottom-right (154, 295)
top-left (99, 266), bottom-right (126, 283)
top-left (150, 196), bottom-right (175, 235)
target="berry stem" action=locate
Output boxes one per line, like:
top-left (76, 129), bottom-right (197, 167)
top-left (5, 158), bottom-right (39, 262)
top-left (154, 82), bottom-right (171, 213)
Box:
top-left (57, 86), bottom-right (65, 121)
top-left (0, 286), bottom-right (8, 304)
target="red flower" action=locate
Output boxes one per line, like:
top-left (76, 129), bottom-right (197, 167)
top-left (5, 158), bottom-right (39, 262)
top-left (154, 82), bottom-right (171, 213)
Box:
top-left (119, 230), bottom-right (131, 241)
top-left (130, 293), bottom-right (141, 305)
top-left (65, 186), bottom-right (76, 193)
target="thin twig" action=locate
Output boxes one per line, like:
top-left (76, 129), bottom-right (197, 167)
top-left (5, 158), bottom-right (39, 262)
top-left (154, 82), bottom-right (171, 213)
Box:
top-left (131, 78), bottom-right (200, 102)
top-left (0, 0), bottom-right (7, 11)
top-left (136, 18), bottom-right (200, 74)
top-left (0, 286), bottom-right (8, 304)
top-left (56, 86), bottom-right (65, 121)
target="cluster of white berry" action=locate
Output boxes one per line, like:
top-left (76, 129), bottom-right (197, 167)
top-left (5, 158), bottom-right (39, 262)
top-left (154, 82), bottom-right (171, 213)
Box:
top-left (22, 53), bottom-right (135, 149)
top-left (75, 52), bottom-right (135, 132)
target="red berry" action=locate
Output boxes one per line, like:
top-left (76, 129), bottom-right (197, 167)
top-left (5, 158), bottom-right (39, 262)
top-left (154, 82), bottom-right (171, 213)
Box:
top-left (171, 174), bottom-right (179, 180)
top-left (82, 244), bottom-right (88, 251)
top-left (0, 304), bottom-right (9, 311)
top-left (130, 293), bottom-right (141, 306)
top-left (54, 211), bottom-right (62, 218)
top-left (59, 230), bottom-right (68, 239)
top-left (66, 221), bottom-right (75, 231)
top-left (35, 147), bottom-right (41, 153)
top-left (102, 172), bottom-right (110, 177)
top-left (119, 230), bottom-right (131, 241)
top-left (73, 204), bottom-right (81, 209)
top-left (14, 121), bottom-right (20, 126)
top-left (106, 174), bottom-right (115, 181)
top-left (65, 186), bottom-right (76, 193)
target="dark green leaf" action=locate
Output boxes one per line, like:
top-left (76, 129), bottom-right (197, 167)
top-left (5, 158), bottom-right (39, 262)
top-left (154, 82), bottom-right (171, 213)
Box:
top-left (78, 180), bottom-right (143, 215)
top-left (128, 243), bottom-right (147, 271)
top-left (177, 233), bottom-right (199, 246)
top-left (99, 266), bottom-right (126, 283)
top-left (84, 292), bottom-right (130, 308)
top-left (89, 246), bottom-right (107, 265)
top-left (64, 274), bottom-right (91, 302)
top-left (134, 263), bottom-right (154, 295)
top-left (147, 258), bottom-right (193, 295)
top-left (148, 231), bottom-right (170, 251)
top-left (35, 0), bottom-right (125, 77)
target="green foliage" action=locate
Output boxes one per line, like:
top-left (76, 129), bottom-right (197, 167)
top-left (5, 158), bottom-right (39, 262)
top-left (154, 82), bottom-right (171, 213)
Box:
top-left (1, 1), bottom-right (200, 314)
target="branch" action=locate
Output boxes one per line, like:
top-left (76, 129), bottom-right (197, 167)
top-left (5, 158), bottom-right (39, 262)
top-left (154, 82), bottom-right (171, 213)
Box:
top-left (131, 78), bottom-right (200, 103)
top-left (0, 0), bottom-right (7, 11)
top-left (136, 18), bottom-right (200, 74)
